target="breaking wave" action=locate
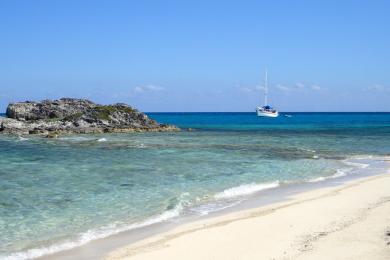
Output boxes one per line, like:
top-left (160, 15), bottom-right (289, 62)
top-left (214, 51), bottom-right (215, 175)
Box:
top-left (342, 160), bottom-right (369, 169)
top-left (214, 181), bottom-right (280, 199)
top-left (2, 194), bottom-right (188, 260)
top-left (307, 169), bottom-right (348, 183)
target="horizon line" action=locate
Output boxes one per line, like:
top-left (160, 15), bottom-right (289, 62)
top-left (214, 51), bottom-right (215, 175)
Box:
top-left (1, 111), bottom-right (390, 114)
top-left (144, 111), bottom-right (390, 113)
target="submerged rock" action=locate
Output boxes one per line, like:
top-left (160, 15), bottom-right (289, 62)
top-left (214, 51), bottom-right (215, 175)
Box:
top-left (1, 98), bottom-right (179, 135)
top-left (46, 132), bottom-right (59, 138)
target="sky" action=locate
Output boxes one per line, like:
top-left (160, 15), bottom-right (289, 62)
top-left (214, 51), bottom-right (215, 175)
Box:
top-left (0, 0), bottom-right (389, 112)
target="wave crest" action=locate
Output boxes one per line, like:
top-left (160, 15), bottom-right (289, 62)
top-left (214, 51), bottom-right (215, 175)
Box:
top-left (214, 181), bottom-right (280, 199)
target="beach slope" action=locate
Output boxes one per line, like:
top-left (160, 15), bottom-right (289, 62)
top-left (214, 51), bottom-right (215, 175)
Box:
top-left (106, 172), bottom-right (390, 260)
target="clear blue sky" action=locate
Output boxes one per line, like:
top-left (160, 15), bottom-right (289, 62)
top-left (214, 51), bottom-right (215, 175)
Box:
top-left (0, 0), bottom-right (389, 112)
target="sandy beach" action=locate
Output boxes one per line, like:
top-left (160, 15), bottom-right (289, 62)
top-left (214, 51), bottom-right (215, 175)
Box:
top-left (106, 170), bottom-right (390, 260)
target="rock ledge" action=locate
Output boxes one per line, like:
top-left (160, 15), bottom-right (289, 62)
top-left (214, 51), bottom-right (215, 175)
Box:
top-left (0, 98), bottom-right (179, 135)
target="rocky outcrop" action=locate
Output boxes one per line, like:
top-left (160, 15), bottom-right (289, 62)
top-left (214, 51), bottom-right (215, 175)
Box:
top-left (0, 98), bottom-right (179, 135)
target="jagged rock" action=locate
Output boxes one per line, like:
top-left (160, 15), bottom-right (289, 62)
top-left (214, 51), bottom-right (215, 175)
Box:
top-left (1, 98), bottom-right (179, 135)
top-left (6, 98), bottom-right (96, 121)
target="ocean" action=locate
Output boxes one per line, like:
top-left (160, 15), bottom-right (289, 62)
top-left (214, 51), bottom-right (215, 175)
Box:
top-left (1, 112), bottom-right (390, 259)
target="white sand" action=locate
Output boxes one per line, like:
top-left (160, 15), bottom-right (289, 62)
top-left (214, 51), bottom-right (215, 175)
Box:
top-left (106, 172), bottom-right (390, 260)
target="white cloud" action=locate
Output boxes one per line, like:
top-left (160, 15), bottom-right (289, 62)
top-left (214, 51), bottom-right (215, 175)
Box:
top-left (110, 85), bottom-right (165, 99)
top-left (255, 85), bottom-right (265, 91)
top-left (274, 82), bottom-right (324, 92)
top-left (133, 85), bottom-right (164, 93)
top-left (295, 82), bottom-right (305, 89)
top-left (274, 82), bottom-right (306, 92)
top-left (133, 86), bottom-right (144, 93)
top-left (240, 82), bottom-right (322, 93)
top-left (238, 85), bottom-right (264, 93)
top-left (367, 84), bottom-right (388, 92)
top-left (276, 84), bottom-right (290, 91)
top-left (311, 85), bottom-right (321, 91)
top-left (240, 87), bottom-right (254, 93)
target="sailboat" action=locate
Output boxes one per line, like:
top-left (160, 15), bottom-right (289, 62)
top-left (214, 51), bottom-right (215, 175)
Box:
top-left (256, 70), bottom-right (279, 117)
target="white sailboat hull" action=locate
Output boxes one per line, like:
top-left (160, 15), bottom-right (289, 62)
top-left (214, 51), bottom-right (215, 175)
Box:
top-left (256, 110), bottom-right (279, 117)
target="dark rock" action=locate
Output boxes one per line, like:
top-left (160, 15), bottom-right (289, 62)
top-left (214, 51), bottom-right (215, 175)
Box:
top-left (1, 98), bottom-right (179, 135)
top-left (120, 183), bottom-right (133, 187)
top-left (46, 132), bottom-right (59, 138)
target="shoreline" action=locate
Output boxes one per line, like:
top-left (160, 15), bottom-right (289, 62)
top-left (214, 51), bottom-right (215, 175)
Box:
top-left (105, 167), bottom-right (390, 260)
top-left (34, 157), bottom-right (390, 260)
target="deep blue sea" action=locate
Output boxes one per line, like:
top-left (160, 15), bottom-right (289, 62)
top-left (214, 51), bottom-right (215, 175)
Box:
top-left (1, 112), bottom-right (390, 259)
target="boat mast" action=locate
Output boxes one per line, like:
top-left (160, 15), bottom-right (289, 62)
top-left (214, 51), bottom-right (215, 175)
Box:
top-left (264, 69), bottom-right (268, 106)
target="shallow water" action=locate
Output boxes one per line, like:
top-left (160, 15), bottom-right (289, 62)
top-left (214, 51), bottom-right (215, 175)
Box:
top-left (1, 112), bottom-right (390, 259)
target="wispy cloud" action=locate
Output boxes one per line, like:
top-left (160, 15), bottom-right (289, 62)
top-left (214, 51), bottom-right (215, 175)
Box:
top-left (239, 87), bottom-right (254, 93)
top-left (275, 83), bottom-right (322, 92)
top-left (133, 85), bottom-right (165, 93)
top-left (238, 85), bottom-right (264, 93)
top-left (239, 82), bottom-right (323, 94)
top-left (295, 82), bottom-right (305, 89)
top-left (110, 84), bottom-right (166, 99)
top-left (366, 84), bottom-right (388, 92)
top-left (311, 85), bottom-right (321, 91)
top-left (275, 84), bottom-right (290, 91)
top-left (255, 85), bottom-right (265, 90)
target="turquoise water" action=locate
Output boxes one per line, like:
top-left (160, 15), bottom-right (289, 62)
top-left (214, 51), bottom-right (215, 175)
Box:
top-left (1, 112), bottom-right (390, 259)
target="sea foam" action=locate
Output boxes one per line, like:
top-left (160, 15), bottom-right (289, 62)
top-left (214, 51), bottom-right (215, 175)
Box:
top-left (190, 200), bottom-right (243, 216)
top-left (2, 193), bottom-right (188, 260)
top-left (342, 160), bottom-right (369, 169)
top-left (214, 181), bottom-right (280, 199)
top-left (18, 136), bottom-right (29, 141)
top-left (308, 169), bottom-right (348, 183)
